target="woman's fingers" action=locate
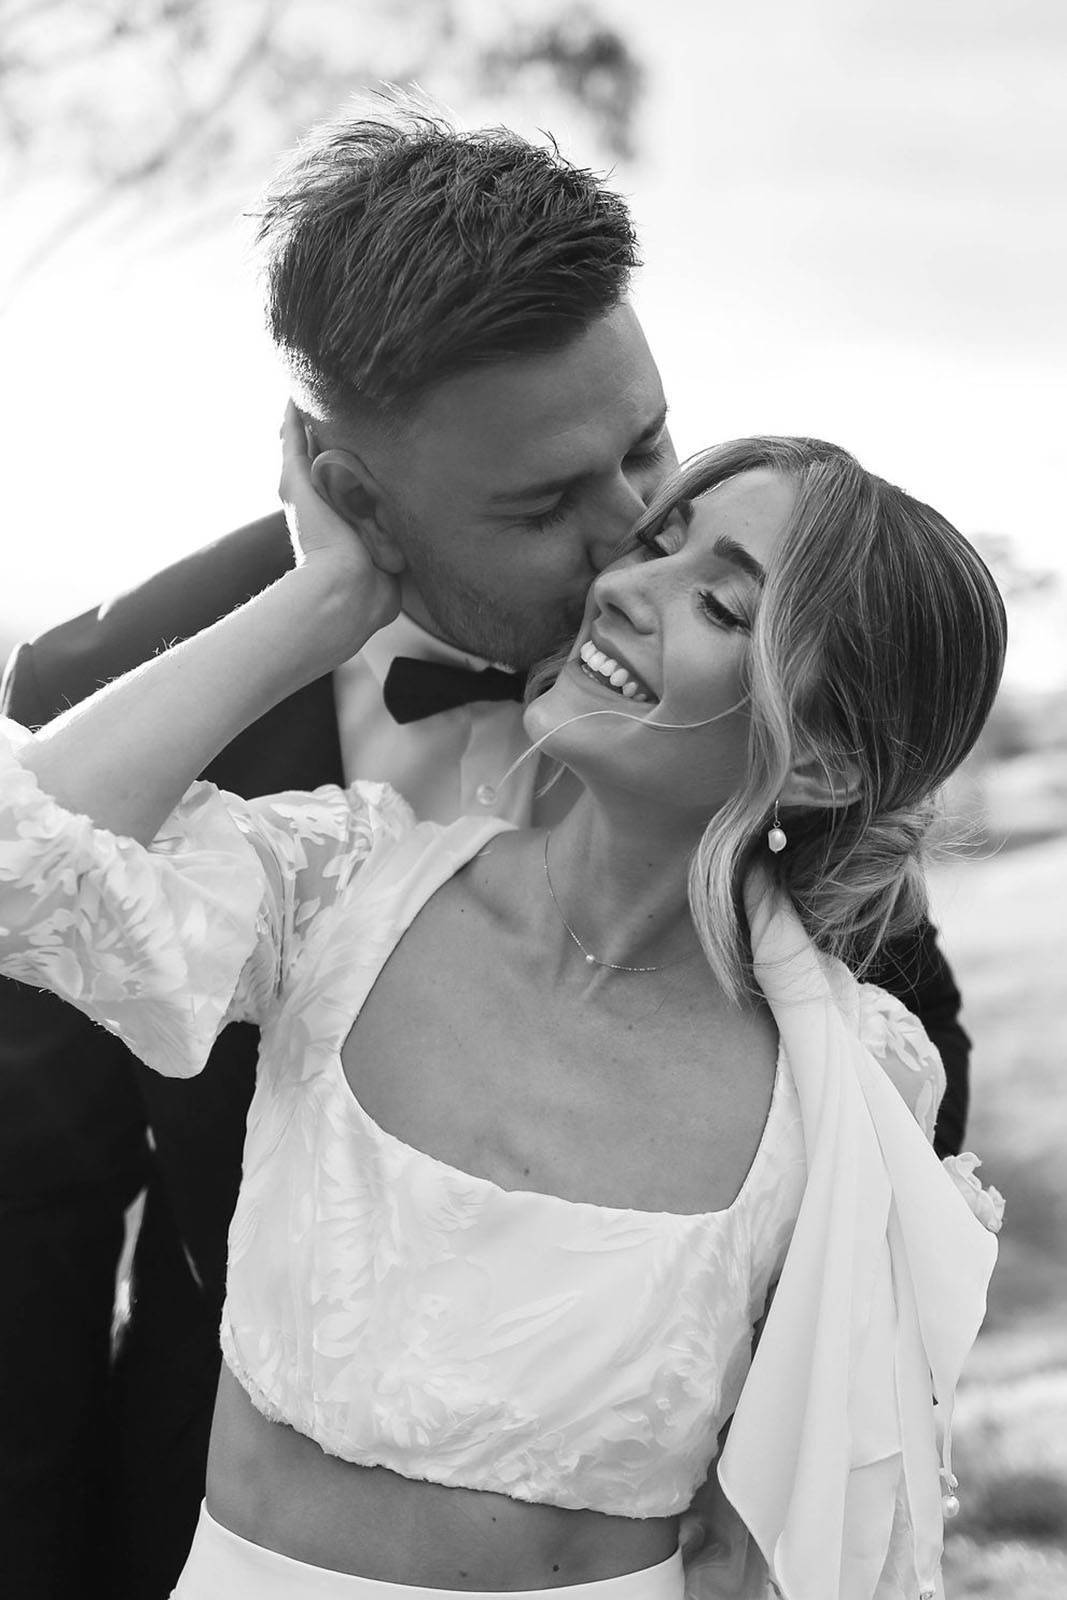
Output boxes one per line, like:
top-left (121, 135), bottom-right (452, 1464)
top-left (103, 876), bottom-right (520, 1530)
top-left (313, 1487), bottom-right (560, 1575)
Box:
top-left (275, 401), bottom-right (401, 639)
top-left (278, 400), bottom-right (315, 499)
top-left (280, 398), bottom-right (306, 450)
top-left (277, 404), bottom-right (364, 566)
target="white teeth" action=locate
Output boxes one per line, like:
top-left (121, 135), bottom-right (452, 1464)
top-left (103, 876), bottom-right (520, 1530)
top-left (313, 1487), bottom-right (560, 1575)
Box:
top-left (578, 639), bottom-right (653, 702)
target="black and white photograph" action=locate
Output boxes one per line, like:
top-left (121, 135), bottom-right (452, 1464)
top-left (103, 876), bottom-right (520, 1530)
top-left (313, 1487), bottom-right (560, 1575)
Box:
top-left (1, 3), bottom-right (1064, 1597)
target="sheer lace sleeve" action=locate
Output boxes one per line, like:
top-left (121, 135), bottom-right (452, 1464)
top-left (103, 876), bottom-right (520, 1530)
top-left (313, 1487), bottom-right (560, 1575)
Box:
top-left (219, 780), bottom-right (415, 1011)
top-left (0, 717), bottom-right (413, 1080)
top-left (857, 982), bottom-right (947, 1144)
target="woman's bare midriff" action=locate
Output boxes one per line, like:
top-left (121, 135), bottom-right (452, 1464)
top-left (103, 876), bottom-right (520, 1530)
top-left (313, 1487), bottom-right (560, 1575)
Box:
top-left (206, 1367), bottom-right (680, 1590)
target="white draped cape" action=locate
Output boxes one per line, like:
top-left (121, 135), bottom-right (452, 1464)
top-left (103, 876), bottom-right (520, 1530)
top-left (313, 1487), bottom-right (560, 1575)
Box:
top-left (686, 870), bottom-right (997, 1600)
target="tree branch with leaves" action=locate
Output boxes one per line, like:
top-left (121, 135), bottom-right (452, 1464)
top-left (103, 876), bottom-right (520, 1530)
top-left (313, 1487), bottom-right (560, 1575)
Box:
top-left (0, 0), bottom-right (643, 284)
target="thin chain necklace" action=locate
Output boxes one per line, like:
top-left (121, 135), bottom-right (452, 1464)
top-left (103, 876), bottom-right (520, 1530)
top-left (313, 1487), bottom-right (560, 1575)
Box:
top-left (542, 833), bottom-right (691, 975)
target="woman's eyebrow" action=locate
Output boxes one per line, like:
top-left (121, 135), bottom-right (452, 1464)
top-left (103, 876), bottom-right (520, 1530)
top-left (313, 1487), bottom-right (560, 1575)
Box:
top-left (713, 535), bottom-right (765, 585)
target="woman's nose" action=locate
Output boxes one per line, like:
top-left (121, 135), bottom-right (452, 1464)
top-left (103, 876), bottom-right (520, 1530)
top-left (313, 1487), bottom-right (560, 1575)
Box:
top-left (590, 553), bottom-right (658, 633)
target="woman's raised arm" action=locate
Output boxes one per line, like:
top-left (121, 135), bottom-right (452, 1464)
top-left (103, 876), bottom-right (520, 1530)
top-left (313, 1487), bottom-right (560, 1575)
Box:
top-left (19, 405), bottom-right (400, 843)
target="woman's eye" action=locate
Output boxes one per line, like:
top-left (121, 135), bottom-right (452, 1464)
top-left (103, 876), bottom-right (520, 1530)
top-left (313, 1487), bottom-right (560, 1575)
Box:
top-left (634, 528), bottom-right (668, 558)
top-left (634, 518), bottom-right (685, 559)
top-left (699, 591), bottom-right (748, 631)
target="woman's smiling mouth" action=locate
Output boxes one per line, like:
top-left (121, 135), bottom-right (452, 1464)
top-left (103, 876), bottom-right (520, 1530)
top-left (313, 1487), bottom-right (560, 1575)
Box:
top-left (577, 639), bottom-right (655, 703)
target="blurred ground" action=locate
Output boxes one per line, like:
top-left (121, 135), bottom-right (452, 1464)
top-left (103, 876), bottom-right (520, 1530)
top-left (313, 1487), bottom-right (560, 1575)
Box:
top-left (929, 835), bottom-right (1067, 1596)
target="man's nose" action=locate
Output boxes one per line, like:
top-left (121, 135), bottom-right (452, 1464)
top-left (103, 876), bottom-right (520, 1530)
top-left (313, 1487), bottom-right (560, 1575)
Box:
top-left (583, 475), bottom-right (648, 571)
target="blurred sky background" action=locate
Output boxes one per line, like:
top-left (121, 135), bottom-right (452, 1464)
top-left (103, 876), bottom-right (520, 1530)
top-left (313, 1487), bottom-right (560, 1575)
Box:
top-left (1, 0), bottom-right (1066, 692)
top-left (2, 3), bottom-right (1067, 1591)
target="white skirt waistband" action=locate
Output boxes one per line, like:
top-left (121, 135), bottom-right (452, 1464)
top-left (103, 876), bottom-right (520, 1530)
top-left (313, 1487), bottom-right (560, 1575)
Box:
top-left (170, 1503), bottom-right (686, 1600)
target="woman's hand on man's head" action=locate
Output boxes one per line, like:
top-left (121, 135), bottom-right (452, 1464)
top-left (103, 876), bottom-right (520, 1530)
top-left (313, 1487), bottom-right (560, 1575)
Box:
top-left (278, 400), bottom-right (402, 640)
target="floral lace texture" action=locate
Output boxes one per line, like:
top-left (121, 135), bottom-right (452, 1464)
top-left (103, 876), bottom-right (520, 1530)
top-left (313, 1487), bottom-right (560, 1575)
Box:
top-left (0, 718), bottom-right (949, 1545)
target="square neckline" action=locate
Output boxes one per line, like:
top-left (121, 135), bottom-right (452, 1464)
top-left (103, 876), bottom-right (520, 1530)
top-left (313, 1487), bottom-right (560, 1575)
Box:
top-left (341, 1042), bottom-right (787, 1224)
top-left (323, 813), bottom-right (788, 1225)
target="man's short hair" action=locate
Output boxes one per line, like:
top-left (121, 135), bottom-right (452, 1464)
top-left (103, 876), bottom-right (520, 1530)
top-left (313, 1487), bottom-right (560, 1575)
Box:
top-left (255, 89), bottom-right (639, 422)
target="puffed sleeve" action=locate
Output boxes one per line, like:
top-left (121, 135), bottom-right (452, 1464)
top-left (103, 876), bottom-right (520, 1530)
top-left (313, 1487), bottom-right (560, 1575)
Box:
top-left (856, 982), bottom-right (947, 1144)
top-left (0, 717), bottom-right (413, 1080)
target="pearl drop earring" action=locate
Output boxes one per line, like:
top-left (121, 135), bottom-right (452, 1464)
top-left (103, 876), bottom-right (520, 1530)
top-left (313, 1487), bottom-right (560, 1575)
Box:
top-left (767, 801), bottom-right (787, 854)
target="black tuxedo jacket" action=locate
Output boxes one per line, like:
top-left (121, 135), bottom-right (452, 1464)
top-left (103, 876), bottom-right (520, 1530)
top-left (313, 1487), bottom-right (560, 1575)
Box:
top-left (0, 513), bottom-right (331, 1301)
top-left (0, 510), bottom-right (970, 1302)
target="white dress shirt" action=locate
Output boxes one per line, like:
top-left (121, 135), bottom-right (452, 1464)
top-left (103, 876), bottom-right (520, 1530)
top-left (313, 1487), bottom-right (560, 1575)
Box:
top-left (333, 612), bottom-right (541, 827)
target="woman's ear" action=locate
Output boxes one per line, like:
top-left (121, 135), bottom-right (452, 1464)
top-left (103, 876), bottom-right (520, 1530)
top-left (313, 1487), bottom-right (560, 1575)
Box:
top-left (779, 751), bottom-right (863, 813)
top-left (310, 449), bottom-right (407, 576)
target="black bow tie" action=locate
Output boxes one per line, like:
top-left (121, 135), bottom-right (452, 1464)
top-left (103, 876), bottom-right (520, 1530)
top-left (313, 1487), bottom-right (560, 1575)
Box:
top-left (382, 656), bottom-right (527, 724)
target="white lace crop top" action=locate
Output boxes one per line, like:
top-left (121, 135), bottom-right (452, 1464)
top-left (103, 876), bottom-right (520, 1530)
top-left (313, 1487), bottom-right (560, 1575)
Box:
top-left (0, 719), bottom-right (979, 1587)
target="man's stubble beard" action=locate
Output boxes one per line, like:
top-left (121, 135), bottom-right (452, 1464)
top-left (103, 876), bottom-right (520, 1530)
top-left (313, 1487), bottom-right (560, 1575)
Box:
top-left (417, 574), bottom-right (585, 671)
top-left (395, 509), bottom-right (587, 670)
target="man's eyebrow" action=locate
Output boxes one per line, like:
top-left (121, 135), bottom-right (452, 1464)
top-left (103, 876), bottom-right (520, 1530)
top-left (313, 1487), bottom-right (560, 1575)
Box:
top-left (487, 405), bottom-right (670, 507)
top-left (713, 535), bottom-right (766, 586)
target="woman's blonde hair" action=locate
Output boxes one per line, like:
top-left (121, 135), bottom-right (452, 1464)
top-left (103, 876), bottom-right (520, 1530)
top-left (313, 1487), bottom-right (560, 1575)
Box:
top-left (535, 437), bottom-right (1008, 1003)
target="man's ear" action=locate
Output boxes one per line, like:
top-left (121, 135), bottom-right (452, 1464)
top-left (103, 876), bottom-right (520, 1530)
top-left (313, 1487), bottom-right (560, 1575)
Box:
top-left (778, 750), bottom-right (863, 813)
top-left (310, 449), bottom-right (407, 575)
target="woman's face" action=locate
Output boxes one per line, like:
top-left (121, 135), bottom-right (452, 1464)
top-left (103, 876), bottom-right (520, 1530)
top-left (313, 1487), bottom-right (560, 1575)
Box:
top-left (524, 467), bottom-right (797, 819)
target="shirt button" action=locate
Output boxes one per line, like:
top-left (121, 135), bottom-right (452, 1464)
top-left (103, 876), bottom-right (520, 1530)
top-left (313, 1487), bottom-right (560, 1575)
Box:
top-left (475, 783), bottom-right (497, 807)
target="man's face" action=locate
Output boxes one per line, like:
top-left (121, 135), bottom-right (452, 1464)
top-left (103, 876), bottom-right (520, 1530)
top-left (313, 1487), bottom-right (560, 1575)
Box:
top-left (366, 303), bottom-right (677, 668)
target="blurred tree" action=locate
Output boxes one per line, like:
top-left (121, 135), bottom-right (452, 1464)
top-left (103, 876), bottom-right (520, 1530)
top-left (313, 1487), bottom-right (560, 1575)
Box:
top-left (0, 0), bottom-right (642, 282)
top-left (480, 8), bottom-right (641, 161)
top-left (965, 534), bottom-right (1066, 764)
top-left (972, 532), bottom-right (1058, 605)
